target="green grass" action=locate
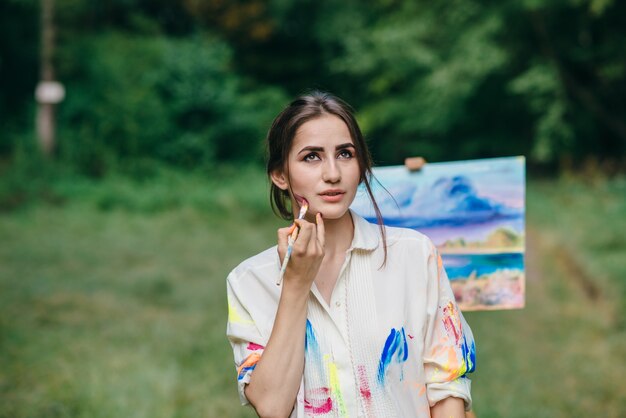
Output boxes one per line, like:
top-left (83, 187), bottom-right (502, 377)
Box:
top-left (529, 175), bottom-right (626, 324)
top-left (1, 167), bottom-right (625, 417)
top-left (0, 166), bottom-right (277, 418)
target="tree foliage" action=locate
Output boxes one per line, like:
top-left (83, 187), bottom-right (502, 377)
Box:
top-left (0, 0), bottom-right (624, 175)
top-left (56, 32), bottom-right (285, 176)
top-left (306, 0), bottom-right (626, 165)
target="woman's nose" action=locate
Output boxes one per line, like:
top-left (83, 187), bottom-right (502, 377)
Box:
top-left (322, 160), bottom-right (341, 183)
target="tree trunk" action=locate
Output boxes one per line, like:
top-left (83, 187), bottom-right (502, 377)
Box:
top-left (36, 0), bottom-right (55, 157)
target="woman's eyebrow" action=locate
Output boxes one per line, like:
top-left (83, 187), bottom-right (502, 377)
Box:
top-left (297, 146), bottom-right (324, 154)
top-left (297, 143), bottom-right (355, 154)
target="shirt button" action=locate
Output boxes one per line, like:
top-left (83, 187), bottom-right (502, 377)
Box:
top-left (335, 301), bottom-right (341, 308)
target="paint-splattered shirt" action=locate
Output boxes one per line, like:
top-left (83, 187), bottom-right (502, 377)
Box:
top-left (226, 210), bottom-right (475, 417)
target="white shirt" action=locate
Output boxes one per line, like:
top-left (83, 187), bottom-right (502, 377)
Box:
top-left (226, 210), bottom-right (475, 417)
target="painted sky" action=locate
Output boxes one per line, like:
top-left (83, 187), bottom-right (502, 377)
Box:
top-left (351, 157), bottom-right (525, 240)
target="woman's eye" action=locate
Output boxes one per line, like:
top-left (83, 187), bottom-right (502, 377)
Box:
top-left (338, 149), bottom-right (354, 159)
top-left (303, 153), bottom-right (320, 162)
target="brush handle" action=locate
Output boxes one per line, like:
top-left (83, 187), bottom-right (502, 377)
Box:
top-left (276, 201), bottom-right (308, 286)
top-left (276, 235), bottom-right (295, 285)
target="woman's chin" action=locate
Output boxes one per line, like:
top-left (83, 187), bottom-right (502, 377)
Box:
top-left (313, 205), bottom-right (351, 221)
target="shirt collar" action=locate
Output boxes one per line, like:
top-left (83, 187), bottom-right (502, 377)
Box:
top-left (348, 209), bottom-right (380, 251)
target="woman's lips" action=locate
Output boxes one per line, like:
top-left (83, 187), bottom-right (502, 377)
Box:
top-left (319, 191), bottom-right (345, 203)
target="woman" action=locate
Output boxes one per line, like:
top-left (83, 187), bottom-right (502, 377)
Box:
top-left (226, 91), bottom-right (476, 417)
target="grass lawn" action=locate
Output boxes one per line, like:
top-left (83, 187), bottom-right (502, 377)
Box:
top-left (1, 168), bottom-right (625, 417)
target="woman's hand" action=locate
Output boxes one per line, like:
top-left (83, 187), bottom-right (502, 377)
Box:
top-left (277, 213), bottom-right (325, 289)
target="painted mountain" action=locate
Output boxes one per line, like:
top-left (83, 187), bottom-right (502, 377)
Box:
top-left (351, 156), bottom-right (526, 311)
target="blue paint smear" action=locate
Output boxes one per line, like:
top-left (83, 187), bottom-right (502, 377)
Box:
top-left (304, 319), bottom-right (328, 385)
top-left (377, 328), bottom-right (409, 385)
top-left (238, 365), bottom-right (256, 381)
top-left (460, 335), bottom-right (476, 376)
top-left (305, 319), bottom-right (319, 354)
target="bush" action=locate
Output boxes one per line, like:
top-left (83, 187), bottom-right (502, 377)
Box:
top-left (56, 32), bottom-right (287, 177)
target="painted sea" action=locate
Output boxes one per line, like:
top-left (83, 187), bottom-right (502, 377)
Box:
top-left (442, 253), bottom-right (525, 311)
top-left (351, 156), bottom-right (526, 311)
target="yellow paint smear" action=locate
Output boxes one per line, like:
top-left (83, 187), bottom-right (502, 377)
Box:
top-left (228, 301), bottom-right (254, 325)
top-left (325, 354), bottom-right (348, 417)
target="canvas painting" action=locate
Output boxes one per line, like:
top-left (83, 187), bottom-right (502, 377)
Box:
top-left (351, 156), bottom-right (526, 311)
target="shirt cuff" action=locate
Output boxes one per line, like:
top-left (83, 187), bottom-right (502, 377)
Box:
top-left (237, 371), bottom-right (252, 405)
top-left (427, 376), bottom-right (473, 411)
top-left (236, 352), bottom-right (261, 405)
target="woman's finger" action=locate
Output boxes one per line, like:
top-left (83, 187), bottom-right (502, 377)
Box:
top-left (307, 219), bottom-right (317, 253)
top-left (315, 213), bottom-right (325, 249)
top-left (292, 219), bottom-right (313, 253)
top-left (277, 226), bottom-right (292, 246)
top-left (276, 226), bottom-right (292, 262)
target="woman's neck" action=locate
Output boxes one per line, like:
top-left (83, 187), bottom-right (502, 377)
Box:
top-left (319, 210), bottom-right (354, 256)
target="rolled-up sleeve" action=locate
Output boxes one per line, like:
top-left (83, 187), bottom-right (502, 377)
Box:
top-left (422, 242), bottom-right (476, 410)
top-left (226, 273), bottom-right (265, 405)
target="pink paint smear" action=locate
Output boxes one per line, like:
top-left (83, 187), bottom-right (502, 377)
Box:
top-left (247, 342), bottom-right (265, 351)
top-left (304, 387), bottom-right (333, 414)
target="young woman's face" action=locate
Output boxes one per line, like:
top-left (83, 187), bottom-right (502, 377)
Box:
top-left (275, 114), bottom-right (361, 220)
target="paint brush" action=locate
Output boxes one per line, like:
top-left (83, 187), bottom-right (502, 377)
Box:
top-left (276, 198), bottom-right (309, 286)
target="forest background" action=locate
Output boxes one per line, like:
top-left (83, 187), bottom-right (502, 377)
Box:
top-left (1, 0), bottom-right (625, 417)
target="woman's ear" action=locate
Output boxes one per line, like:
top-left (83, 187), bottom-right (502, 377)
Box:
top-left (270, 169), bottom-right (289, 191)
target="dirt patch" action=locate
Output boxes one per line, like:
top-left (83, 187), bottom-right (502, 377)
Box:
top-left (526, 226), bottom-right (600, 301)
top-left (554, 246), bottom-right (601, 301)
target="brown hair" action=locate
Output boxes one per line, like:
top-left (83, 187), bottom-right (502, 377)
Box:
top-left (266, 90), bottom-right (388, 265)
